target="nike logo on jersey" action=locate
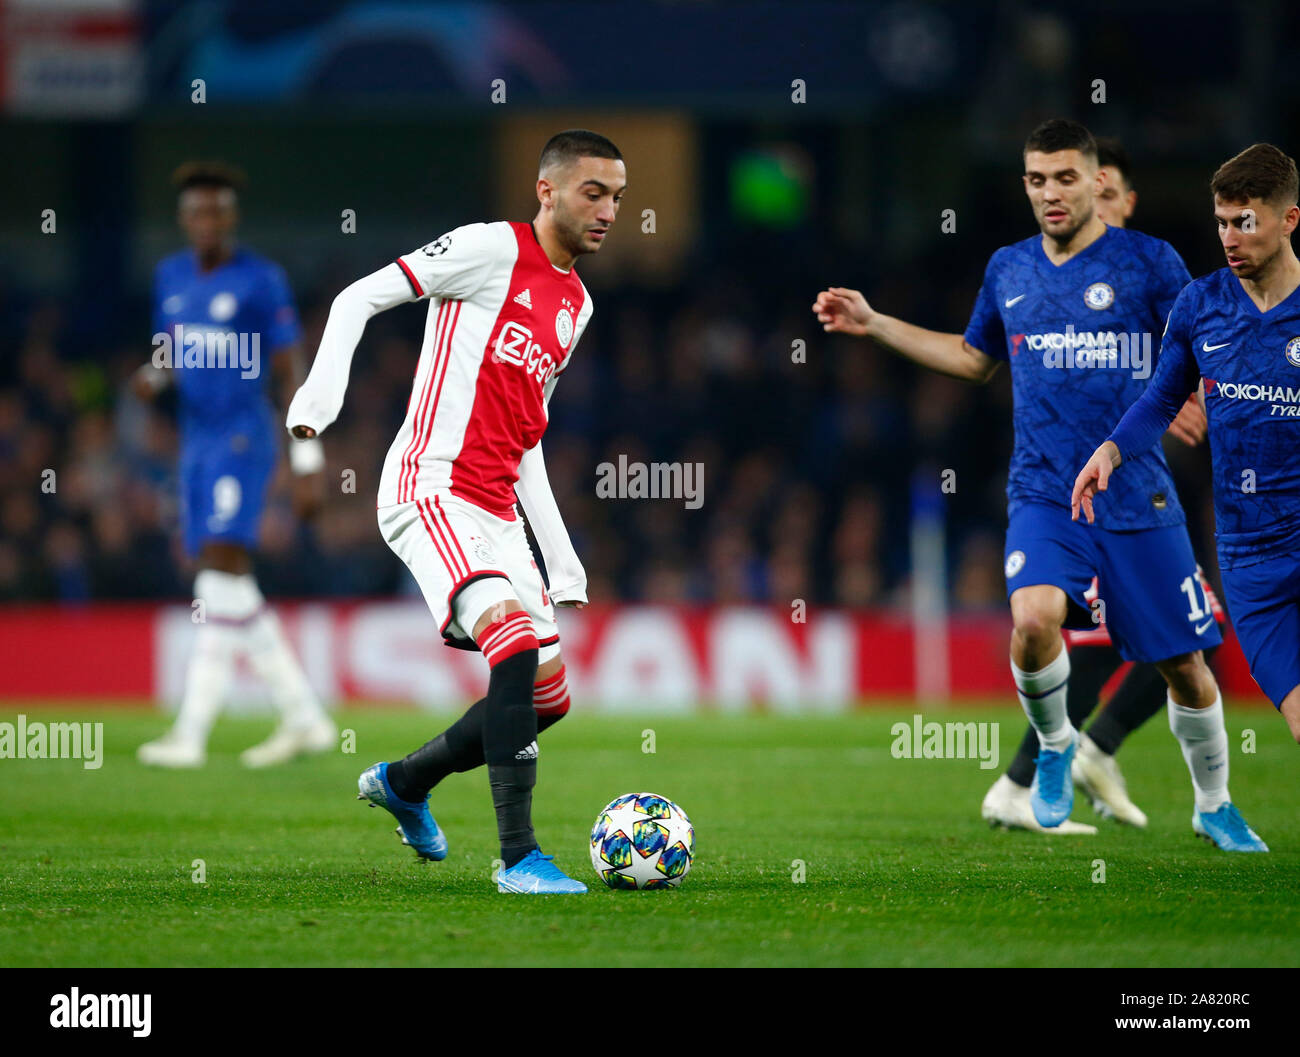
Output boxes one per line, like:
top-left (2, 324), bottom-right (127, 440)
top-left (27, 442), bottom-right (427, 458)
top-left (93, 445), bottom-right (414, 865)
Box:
top-left (1202, 341), bottom-right (1231, 352)
top-left (1195, 618), bottom-right (1215, 635)
top-left (1005, 294), bottom-right (1026, 307)
top-left (513, 289), bottom-right (533, 309)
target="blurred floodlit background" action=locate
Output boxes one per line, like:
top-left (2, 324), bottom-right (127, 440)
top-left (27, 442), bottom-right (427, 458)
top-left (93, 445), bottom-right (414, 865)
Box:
top-left (0, 0), bottom-right (1290, 705)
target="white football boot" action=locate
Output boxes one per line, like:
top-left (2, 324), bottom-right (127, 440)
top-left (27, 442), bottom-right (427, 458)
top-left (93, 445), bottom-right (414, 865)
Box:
top-left (137, 731), bottom-right (206, 769)
top-left (1071, 733), bottom-right (1148, 827)
top-left (981, 773), bottom-right (1098, 834)
top-left (240, 716), bottom-right (337, 768)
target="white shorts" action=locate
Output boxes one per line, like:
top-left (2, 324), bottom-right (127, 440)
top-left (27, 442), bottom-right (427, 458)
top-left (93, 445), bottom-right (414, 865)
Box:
top-left (377, 492), bottom-right (560, 661)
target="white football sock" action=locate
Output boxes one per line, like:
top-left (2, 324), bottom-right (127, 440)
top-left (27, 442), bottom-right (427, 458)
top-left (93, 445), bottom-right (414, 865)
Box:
top-left (1168, 693), bottom-right (1230, 814)
top-left (1012, 647), bottom-right (1075, 752)
top-left (242, 581), bottom-right (326, 729)
top-left (172, 570), bottom-right (257, 745)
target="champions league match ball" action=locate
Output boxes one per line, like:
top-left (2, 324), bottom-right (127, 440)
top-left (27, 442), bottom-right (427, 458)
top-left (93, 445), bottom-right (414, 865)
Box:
top-left (590, 793), bottom-right (695, 889)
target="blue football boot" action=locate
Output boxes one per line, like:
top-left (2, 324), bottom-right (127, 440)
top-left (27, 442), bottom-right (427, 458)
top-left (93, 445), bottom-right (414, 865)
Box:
top-left (1193, 803), bottom-right (1268, 852)
top-left (1030, 734), bottom-right (1077, 828)
top-left (356, 762), bottom-right (448, 861)
top-left (497, 850), bottom-right (588, 894)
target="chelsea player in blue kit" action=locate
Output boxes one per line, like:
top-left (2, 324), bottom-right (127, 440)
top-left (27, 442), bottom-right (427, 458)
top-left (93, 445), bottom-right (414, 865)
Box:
top-left (134, 162), bottom-right (336, 768)
top-left (815, 119), bottom-right (1265, 851)
top-left (986, 139), bottom-right (1224, 834)
top-left (1077, 143), bottom-right (1300, 764)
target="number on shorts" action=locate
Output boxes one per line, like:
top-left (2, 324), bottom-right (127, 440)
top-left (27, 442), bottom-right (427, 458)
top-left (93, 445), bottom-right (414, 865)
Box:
top-left (212, 475), bottom-right (243, 524)
top-left (1179, 573), bottom-right (1209, 622)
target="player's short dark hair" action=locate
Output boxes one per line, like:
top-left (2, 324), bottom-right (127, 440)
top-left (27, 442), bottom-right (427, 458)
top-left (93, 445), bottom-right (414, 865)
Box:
top-left (1211, 143), bottom-right (1299, 209)
top-left (172, 160), bottom-right (246, 196)
top-left (1023, 119), bottom-right (1097, 163)
top-left (538, 130), bottom-right (622, 176)
top-left (1095, 137), bottom-right (1132, 190)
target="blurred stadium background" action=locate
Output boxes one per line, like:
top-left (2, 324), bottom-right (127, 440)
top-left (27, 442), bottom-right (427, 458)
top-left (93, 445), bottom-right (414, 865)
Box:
top-left (1, 0), bottom-right (1292, 711)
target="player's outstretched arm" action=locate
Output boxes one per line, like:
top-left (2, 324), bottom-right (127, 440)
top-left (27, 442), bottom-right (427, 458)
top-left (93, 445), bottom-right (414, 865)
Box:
top-left (812, 286), bottom-right (999, 383)
top-left (289, 225), bottom-right (508, 439)
top-left (1075, 354), bottom-right (1196, 523)
top-left (1071, 440), bottom-right (1122, 525)
top-left (272, 343), bottom-right (326, 517)
top-left (516, 439), bottom-right (587, 608)
top-left (136, 270), bottom-right (175, 401)
top-left (1101, 284), bottom-right (1203, 461)
top-left (1074, 285), bottom-right (1204, 522)
top-left (287, 264), bottom-right (417, 439)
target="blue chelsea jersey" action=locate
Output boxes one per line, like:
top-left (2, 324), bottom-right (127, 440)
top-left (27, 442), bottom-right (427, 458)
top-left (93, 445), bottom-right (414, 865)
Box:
top-left (964, 225), bottom-right (1192, 530)
top-left (1111, 268), bottom-right (1300, 569)
top-left (152, 247), bottom-right (301, 454)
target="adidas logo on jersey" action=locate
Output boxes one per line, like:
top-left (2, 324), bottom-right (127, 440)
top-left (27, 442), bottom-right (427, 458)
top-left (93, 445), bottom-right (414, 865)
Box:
top-left (515, 740), bottom-right (539, 761)
top-left (513, 288), bottom-right (532, 309)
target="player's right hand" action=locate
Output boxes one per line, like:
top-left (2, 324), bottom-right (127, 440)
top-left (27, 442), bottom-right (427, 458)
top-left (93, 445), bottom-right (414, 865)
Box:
top-left (550, 579), bottom-right (588, 608)
top-left (290, 425), bottom-right (317, 439)
top-left (1071, 441), bottom-right (1121, 524)
top-left (131, 363), bottom-right (165, 402)
top-left (812, 286), bottom-right (873, 336)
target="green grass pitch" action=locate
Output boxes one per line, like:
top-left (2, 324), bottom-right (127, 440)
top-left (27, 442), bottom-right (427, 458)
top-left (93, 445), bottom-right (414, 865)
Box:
top-left (1, 702), bottom-right (1296, 967)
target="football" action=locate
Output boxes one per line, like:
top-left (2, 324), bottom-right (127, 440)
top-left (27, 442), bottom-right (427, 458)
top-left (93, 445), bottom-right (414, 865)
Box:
top-left (589, 792), bottom-right (695, 889)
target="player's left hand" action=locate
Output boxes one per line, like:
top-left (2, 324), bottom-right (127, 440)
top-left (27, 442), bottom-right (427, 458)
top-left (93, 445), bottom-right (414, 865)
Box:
top-left (1071, 441), bottom-right (1120, 524)
top-left (555, 600), bottom-right (587, 609)
top-left (291, 470), bottom-right (326, 520)
top-left (131, 363), bottom-right (167, 401)
top-left (1165, 395), bottom-right (1207, 447)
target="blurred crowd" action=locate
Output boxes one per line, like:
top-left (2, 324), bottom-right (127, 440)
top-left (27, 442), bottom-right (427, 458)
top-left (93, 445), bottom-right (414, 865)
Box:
top-left (0, 0), bottom-right (1267, 612)
top-left (0, 254), bottom-right (1031, 609)
top-left (2, 243), bottom-right (1221, 610)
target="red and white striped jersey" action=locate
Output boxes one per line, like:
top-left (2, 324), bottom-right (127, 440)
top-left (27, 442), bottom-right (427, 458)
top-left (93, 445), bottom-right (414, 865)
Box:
top-left (289, 220), bottom-right (593, 518)
top-left (386, 221), bottom-right (592, 516)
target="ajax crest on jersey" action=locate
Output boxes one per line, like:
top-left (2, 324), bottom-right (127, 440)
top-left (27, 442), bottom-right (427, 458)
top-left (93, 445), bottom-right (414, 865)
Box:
top-left (1083, 282), bottom-right (1114, 310)
top-left (209, 291), bottom-right (238, 322)
top-left (469, 535), bottom-right (497, 565)
top-left (1286, 335), bottom-right (1300, 367)
top-left (1005, 550), bottom-right (1026, 578)
top-left (590, 792), bottom-right (694, 889)
top-left (555, 308), bottom-right (574, 350)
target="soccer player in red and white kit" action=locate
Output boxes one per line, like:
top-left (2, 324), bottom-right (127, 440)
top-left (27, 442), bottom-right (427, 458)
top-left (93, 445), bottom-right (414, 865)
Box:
top-left (286, 131), bottom-right (626, 893)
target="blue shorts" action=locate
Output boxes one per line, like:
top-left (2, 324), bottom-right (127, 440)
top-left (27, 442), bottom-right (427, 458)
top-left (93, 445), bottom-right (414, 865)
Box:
top-left (179, 436), bottom-right (276, 557)
top-left (1004, 502), bottom-right (1223, 664)
top-left (1220, 553), bottom-right (1300, 709)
